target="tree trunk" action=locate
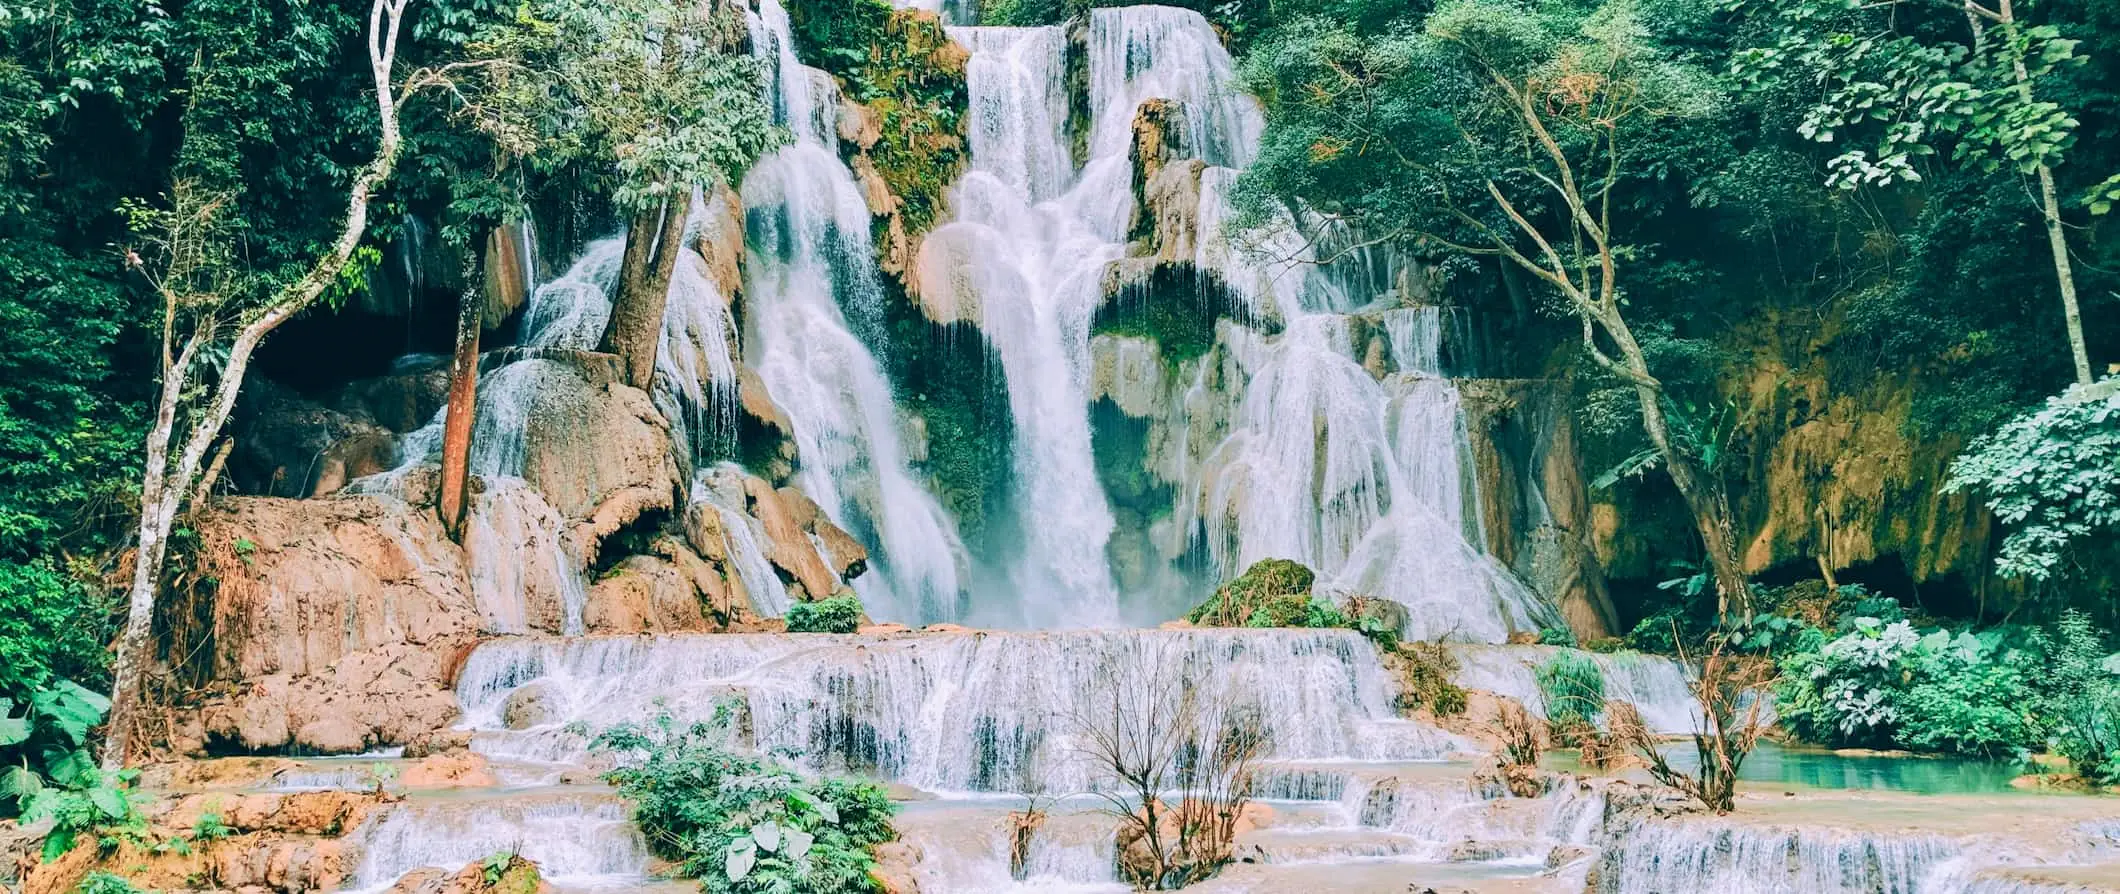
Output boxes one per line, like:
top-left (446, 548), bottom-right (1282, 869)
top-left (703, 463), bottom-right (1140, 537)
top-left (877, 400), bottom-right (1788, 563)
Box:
top-left (438, 281), bottom-right (483, 540)
top-left (601, 190), bottom-right (689, 389)
top-left (1995, 0), bottom-right (2093, 385)
top-left (1607, 313), bottom-right (1753, 619)
top-left (102, 0), bottom-right (413, 769)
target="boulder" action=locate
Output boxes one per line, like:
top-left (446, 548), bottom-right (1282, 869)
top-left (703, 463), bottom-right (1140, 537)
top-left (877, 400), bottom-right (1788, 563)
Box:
top-left (742, 475), bottom-right (840, 601)
top-left (585, 535), bottom-right (752, 634)
top-left (501, 356), bottom-right (681, 525)
top-left (501, 682), bottom-right (556, 731)
top-left (173, 494), bottom-right (478, 755)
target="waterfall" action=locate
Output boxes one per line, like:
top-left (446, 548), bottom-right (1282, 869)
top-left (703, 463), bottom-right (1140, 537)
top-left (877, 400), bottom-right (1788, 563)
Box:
top-left (925, 23), bottom-right (1125, 627)
top-left (455, 629), bottom-right (1470, 793)
top-left (742, 0), bottom-right (968, 623)
top-left (343, 792), bottom-right (650, 892)
top-left (1447, 644), bottom-right (1704, 735)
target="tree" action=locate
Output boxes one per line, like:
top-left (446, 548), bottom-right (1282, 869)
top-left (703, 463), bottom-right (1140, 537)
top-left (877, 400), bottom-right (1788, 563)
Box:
top-left (1730, 0), bottom-right (2098, 384)
top-left (468, 0), bottom-right (780, 387)
top-left (102, 0), bottom-right (435, 767)
top-left (1945, 376), bottom-right (2120, 581)
top-left (1236, 0), bottom-right (1754, 616)
top-left (1069, 644), bottom-right (1263, 890)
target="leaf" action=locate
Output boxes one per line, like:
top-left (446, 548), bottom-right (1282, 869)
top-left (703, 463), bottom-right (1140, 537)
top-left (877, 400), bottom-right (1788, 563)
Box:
top-left (41, 831), bottom-right (74, 863)
top-left (783, 828), bottom-right (814, 861)
top-left (88, 784), bottom-right (129, 820)
top-left (724, 839), bottom-right (756, 882)
top-left (45, 750), bottom-right (93, 788)
top-left (0, 714), bottom-right (27, 748)
top-left (751, 820), bottom-right (780, 853)
top-left (0, 765), bottom-right (42, 798)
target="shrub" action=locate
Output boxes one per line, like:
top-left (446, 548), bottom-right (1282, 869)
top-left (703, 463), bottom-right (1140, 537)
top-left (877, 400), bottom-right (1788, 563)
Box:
top-left (1775, 616), bottom-right (2044, 758)
top-left (1534, 652), bottom-right (1606, 743)
top-left (1386, 642), bottom-right (1467, 717)
top-left (1186, 559), bottom-right (1314, 627)
top-left (1537, 627), bottom-right (1575, 647)
top-left (785, 595), bottom-right (863, 634)
top-left (2039, 610), bottom-right (2120, 784)
top-left (593, 714), bottom-right (898, 894)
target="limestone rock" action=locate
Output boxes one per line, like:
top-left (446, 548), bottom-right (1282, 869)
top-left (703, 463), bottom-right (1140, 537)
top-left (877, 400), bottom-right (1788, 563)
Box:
top-left (816, 519), bottom-right (870, 580)
top-left (508, 357), bottom-right (681, 525)
top-left (174, 494), bottom-right (478, 754)
top-left (400, 751), bottom-right (497, 788)
top-left (743, 475), bottom-right (840, 601)
top-left (501, 682), bottom-right (556, 731)
top-left (583, 538), bottom-right (746, 634)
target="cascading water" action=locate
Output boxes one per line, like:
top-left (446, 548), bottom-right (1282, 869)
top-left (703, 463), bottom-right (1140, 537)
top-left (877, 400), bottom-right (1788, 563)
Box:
top-left (454, 629), bottom-right (1470, 792)
top-left (742, 0), bottom-right (968, 623)
top-left (921, 22), bottom-right (1126, 627)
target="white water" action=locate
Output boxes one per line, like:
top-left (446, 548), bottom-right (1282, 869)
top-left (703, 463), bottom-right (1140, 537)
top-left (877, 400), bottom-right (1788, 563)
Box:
top-left (924, 23), bottom-right (1125, 627)
top-left (742, 0), bottom-right (968, 624)
top-left (1447, 644), bottom-right (1703, 735)
top-left (455, 629), bottom-right (1469, 793)
top-left (344, 792), bottom-right (649, 893)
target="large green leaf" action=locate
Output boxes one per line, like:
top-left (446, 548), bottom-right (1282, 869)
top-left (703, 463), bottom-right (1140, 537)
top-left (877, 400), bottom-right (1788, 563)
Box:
top-left (88, 783), bottom-right (129, 820)
top-left (0, 764), bottom-right (41, 798)
top-left (724, 838), bottom-right (756, 882)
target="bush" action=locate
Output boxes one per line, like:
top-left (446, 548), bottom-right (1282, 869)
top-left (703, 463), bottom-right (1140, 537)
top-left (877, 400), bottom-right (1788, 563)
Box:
top-left (785, 595), bottom-right (863, 634)
top-left (1775, 616), bottom-right (2047, 758)
top-left (1534, 652), bottom-right (1606, 742)
top-left (2040, 610), bottom-right (2120, 784)
top-left (1386, 642), bottom-right (1467, 717)
top-left (593, 714), bottom-right (898, 894)
top-left (1186, 559), bottom-right (1314, 627)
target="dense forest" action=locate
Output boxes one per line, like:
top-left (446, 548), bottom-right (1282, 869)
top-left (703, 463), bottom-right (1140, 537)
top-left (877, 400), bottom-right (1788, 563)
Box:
top-left (2, 0), bottom-right (2119, 890)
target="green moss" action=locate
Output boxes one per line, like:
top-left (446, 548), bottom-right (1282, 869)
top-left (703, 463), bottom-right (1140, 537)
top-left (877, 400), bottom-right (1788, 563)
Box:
top-left (1187, 558), bottom-right (1315, 626)
top-left (788, 0), bottom-right (967, 239)
top-left (1087, 399), bottom-right (1171, 519)
top-left (1091, 263), bottom-right (1253, 368)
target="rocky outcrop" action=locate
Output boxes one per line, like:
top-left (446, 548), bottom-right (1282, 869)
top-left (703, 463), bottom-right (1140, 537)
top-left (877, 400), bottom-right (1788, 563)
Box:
top-left (163, 492), bottom-right (477, 755)
top-left (504, 356), bottom-right (681, 532)
top-left (385, 855), bottom-right (552, 894)
top-left (584, 536), bottom-right (747, 633)
top-left (1459, 379), bottom-right (1618, 639)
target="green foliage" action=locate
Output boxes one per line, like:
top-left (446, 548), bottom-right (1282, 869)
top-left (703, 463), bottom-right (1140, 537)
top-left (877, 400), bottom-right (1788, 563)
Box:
top-left (1534, 651), bottom-right (1606, 734)
top-left (0, 562), bottom-right (116, 697)
top-left (787, 0), bottom-right (967, 237)
top-left (464, 0), bottom-right (783, 212)
top-left (2039, 610), bottom-right (2120, 785)
top-left (72, 872), bottom-right (146, 894)
top-left (593, 714), bottom-right (898, 894)
top-left (1728, 0), bottom-right (2085, 187)
top-left (1945, 377), bottom-right (2120, 581)
top-left (1186, 559), bottom-right (1315, 627)
top-left (1537, 627), bottom-right (1576, 647)
top-left (1774, 614), bottom-right (2062, 759)
top-left (785, 595), bottom-right (864, 634)
top-left (1388, 641), bottom-right (1468, 717)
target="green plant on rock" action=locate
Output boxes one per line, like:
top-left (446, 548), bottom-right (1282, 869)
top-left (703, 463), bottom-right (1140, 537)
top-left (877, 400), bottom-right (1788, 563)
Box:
top-left (1534, 652), bottom-right (1606, 745)
top-left (593, 714), bottom-right (898, 894)
top-left (1387, 641), bottom-right (1468, 717)
top-left (785, 595), bottom-right (864, 634)
top-left (1186, 559), bottom-right (1314, 627)
top-left (71, 872), bottom-right (145, 894)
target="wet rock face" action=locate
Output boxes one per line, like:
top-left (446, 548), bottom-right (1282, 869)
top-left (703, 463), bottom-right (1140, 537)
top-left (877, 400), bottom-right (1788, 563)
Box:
top-left (508, 358), bottom-right (681, 524)
top-left (166, 494), bottom-right (478, 756)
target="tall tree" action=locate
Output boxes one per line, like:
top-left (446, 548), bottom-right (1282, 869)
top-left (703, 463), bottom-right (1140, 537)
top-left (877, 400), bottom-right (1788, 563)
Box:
top-left (1236, 0), bottom-right (1755, 615)
top-left (469, 0), bottom-right (780, 388)
top-left (1731, 0), bottom-right (2097, 383)
top-left (103, 0), bottom-right (446, 767)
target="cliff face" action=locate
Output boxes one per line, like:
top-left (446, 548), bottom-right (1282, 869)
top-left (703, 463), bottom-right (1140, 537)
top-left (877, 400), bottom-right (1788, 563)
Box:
top-left (1583, 308), bottom-right (2015, 620)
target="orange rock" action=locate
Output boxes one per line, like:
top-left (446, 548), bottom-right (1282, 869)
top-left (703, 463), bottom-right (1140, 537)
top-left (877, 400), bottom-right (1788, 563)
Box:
top-left (400, 751), bottom-right (497, 789)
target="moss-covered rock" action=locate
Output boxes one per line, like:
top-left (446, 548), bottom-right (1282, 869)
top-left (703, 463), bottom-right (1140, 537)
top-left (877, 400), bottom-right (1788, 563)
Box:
top-left (787, 0), bottom-right (968, 270)
top-left (1186, 558), bottom-right (1316, 627)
